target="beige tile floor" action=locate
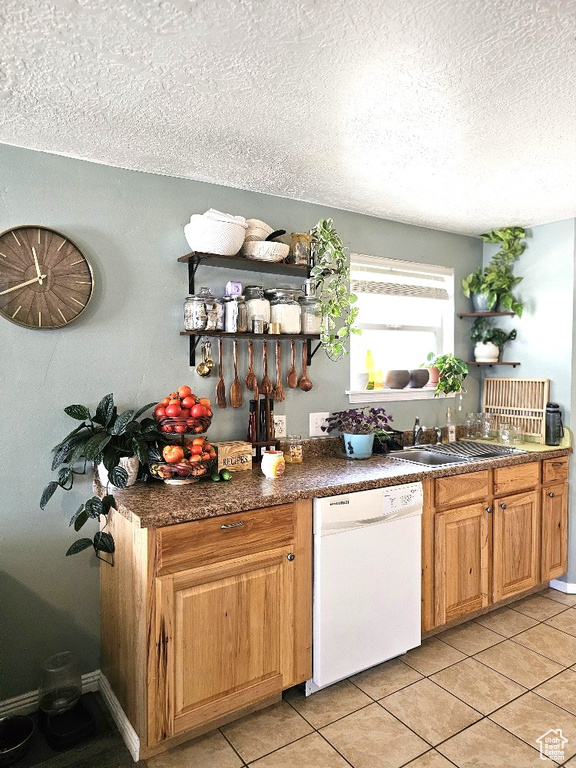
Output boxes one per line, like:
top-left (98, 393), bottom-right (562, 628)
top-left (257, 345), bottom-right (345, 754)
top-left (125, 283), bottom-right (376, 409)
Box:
top-left (146, 589), bottom-right (576, 767)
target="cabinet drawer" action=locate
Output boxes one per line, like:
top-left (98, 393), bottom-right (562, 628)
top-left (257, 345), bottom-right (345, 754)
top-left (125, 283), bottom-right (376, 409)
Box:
top-left (434, 471), bottom-right (490, 508)
top-left (156, 504), bottom-right (295, 574)
top-left (493, 462), bottom-right (539, 496)
top-left (543, 456), bottom-right (569, 484)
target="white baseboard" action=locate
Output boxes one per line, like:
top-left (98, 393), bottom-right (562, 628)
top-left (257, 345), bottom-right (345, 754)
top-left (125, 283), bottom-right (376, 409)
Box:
top-left (550, 577), bottom-right (576, 594)
top-left (99, 673), bottom-right (140, 762)
top-left (0, 670), bottom-right (101, 718)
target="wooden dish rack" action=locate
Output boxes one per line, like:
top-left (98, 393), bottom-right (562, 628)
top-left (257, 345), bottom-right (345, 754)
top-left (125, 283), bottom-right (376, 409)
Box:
top-left (483, 377), bottom-right (550, 442)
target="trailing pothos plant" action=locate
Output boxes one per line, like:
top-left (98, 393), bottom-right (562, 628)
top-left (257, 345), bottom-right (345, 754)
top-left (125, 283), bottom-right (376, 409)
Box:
top-left (429, 354), bottom-right (469, 396)
top-left (310, 218), bottom-right (360, 361)
top-left (40, 394), bottom-right (158, 564)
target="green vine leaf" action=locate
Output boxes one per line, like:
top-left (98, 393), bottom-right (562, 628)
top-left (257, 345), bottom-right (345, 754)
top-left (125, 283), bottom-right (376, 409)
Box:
top-left (66, 538), bottom-right (93, 556)
top-left (64, 404), bottom-right (91, 421)
top-left (94, 531), bottom-right (115, 554)
top-left (95, 393), bottom-right (115, 427)
top-left (40, 481), bottom-right (59, 510)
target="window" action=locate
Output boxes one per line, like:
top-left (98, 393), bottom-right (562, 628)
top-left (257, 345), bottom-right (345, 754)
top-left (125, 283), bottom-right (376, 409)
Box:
top-left (348, 254), bottom-right (455, 402)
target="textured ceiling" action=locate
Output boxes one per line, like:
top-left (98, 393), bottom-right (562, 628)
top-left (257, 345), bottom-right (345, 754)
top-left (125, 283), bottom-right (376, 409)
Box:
top-left (1, 0), bottom-right (576, 234)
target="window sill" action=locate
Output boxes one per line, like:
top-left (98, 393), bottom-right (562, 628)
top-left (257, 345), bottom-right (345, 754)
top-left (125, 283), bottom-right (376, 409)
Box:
top-left (347, 389), bottom-right (455, 404)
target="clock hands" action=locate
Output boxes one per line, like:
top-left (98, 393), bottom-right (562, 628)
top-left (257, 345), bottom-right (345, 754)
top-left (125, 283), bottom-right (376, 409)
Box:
top-left (0, 274), bottom-right (47, 296)
top-left (32, 247), bottom-right (44, 285)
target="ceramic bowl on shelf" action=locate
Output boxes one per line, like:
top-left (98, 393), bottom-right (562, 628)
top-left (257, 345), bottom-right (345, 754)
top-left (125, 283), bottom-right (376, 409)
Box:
top-left (385, 370), bottom-right (410, 389)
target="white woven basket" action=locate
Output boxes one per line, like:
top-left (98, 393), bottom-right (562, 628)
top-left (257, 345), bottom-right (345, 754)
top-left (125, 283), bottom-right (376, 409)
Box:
top-left (245, 219), bottom-right (274, 242)
top-left (242, 241), bottom-right (290, 262)
top-left (185, 215), bottom-right (246, 256)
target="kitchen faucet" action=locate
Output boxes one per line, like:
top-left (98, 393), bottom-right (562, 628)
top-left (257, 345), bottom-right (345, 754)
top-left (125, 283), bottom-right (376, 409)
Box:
top-left (413, 418), bottom-right (425, 446)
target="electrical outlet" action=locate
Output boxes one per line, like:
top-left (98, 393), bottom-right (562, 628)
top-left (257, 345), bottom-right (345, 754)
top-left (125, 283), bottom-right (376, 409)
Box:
top-left (274, 415), bottom-right (287, 438)
top-left (309, 411), bottom-right (330, 437)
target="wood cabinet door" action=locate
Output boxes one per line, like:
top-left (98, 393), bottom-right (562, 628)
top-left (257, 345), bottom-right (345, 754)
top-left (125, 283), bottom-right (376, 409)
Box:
top-left (541, 482), bottom-right (568, 581)
top-left (150, 547), bottom-right (294, 743)
top-left (435, 503), bottom-right (490, 625)
top-left (493, 489), bottom-right (540, 602)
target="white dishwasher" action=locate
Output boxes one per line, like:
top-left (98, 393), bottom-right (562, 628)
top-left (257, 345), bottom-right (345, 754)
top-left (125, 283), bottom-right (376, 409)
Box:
top-left (306, 482), bottom-right (423, 694)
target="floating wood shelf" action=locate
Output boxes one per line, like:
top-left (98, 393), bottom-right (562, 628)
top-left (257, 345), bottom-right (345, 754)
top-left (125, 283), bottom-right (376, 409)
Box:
top-left (178, 251), bottom-right (309, 277)
top-left (458, 311), bottom-right (515, 318)
top-left (467, 361), bottom-right (521, 368)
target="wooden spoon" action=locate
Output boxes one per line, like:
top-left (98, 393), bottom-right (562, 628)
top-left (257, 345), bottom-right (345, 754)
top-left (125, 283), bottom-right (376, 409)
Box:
top-left (216, 338), bottom-right (227, 409)
top-left (260, 341), bottom-right (273, 394)
top-left (287, 339), bottom-right (299, 388)
top-left (230, 340), bottom-right (243, 408)
top-left (299, 342), bottom-right (313, 391)
top-left (274, 340), bottom-right (286, 402)
top-left (245, 339), bottom-right (257, 391)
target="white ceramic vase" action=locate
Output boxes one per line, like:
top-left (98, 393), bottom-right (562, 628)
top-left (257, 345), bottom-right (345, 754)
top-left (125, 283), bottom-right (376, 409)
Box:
top-left (97, 456), bottom-right (139, 490)
top-left (474, 341), bottom-right (500, 363)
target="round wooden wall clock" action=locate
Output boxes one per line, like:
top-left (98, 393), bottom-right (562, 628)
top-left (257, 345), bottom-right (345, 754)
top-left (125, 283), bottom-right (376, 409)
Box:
top-left (0, 226), bottom-right (93, 329)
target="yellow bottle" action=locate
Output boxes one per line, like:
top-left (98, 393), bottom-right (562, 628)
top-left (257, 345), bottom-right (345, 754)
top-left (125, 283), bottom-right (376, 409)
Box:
top-left (365, 350), bottom-right (375, 390)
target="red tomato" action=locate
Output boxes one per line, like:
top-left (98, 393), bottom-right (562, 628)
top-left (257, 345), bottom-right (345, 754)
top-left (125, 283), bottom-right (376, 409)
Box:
top-left (154, 405), bottom-right (166, 419)
top-left (201, 452), bottom-right (211, 461)
top-left (165, 403), bottom-right (182, 417)
top-left (191, 404), bottom-right (208, 418)
top-left (180, 408), bottom-right (191, 419)
top-left (162, 445), bottom-right (184, 463)
top-left (192, 437), bottom-right (205, 445)
top-left (209, 449), bottom-right (217, 459)
top-left (181, 396), bottom-right (196, 410)
top-left (199, 397), bottom-right (211, 407)
top-left (189, 454), bottom-right (201, 463)
top-left (178, 385), bottom-right (192, 399)
top-left (174, 425), bottom-right (186, 433)
top-left (190, 445), bottom-right (203, 455)
top-left (160, 424), bottom-right (173, 433)
top-left (160, 397), bottom-right (170, 407)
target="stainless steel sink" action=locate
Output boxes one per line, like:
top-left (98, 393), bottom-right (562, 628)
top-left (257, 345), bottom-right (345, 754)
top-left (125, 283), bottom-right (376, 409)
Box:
top-left (390, 449), bottom-right (471, 466)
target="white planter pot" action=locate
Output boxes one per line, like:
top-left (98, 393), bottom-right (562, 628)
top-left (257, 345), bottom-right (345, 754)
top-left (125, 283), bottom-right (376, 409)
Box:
top-left (474, 341), bottom-right (500, 363)
top-left (97, 456), bottom-right (139, 490)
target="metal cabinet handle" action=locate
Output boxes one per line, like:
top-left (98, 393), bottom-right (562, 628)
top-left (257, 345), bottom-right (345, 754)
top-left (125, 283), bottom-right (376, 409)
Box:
top-left (500, 503), bottom-right (507, 510)
top-left (220, 521), bottom-right (245, 530)
top-left (552, 462), bottom-right (564, 467)
top-left (548, 492), bottom-right (556, 498)
top-left (485, 506), bottom-right (493, 513)
top-left (287, 553), bottom-right (295, 561)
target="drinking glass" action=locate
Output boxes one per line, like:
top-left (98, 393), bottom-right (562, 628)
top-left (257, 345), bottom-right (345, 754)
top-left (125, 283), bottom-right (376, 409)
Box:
top-left (510, 424), bottom-right (522, 444)
top-left (480, 413), bottom-right (492, 439)
top-left (465, 412), bottom-right (475, 438)
top-left (499, 422), bottom-right (511, 444)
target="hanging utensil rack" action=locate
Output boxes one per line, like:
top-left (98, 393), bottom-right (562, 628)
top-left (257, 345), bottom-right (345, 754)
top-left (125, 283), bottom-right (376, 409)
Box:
top-left (178, 251), bottom-right (322, 366)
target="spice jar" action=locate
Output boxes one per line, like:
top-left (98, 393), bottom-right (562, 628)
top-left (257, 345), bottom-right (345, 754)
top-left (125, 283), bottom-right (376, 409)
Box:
top-left (184, 294), bottom-right (207, 331)
top-left (289, 233), bottom-right (313, 266)
top-left (270, 291), bottom-right (301, 334)
top-left (299, 296), bottom-right (321, 334)
top-left (215, 297), bottom-right (226, 331)
top-left (198, 287), bottom-right (219, 331)
top-left (245, 286), bottom-right (270, 331)
top-left (284, 435), bottom-right (303, 464)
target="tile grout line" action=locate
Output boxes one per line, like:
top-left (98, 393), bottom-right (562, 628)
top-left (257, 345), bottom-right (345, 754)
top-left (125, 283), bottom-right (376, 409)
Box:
top-left (218, 726), bottom-right (253, 766)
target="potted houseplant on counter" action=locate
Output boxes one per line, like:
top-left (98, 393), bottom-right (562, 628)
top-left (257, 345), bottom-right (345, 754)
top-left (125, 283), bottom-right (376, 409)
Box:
top-left (321, 407), bottom-right (393, 458)
top-left (310, 218), bottom-right (360, 361)
top-left (462, 226), bottom-right (527, 315)
top-left (471, 317), bottom-right (517, 363)
top-left (40, 393), bottom-right (158, 563)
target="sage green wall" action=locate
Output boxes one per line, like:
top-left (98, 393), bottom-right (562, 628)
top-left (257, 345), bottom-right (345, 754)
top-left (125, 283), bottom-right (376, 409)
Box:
top-left (483, 220), bottom-right (576, 582)
top-left (0, 143), bottom-right (481, 699)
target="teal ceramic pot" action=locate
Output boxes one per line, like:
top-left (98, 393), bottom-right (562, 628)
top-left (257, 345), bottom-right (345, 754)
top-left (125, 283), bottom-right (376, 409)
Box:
top-left (343, 433), bottom-right (374, 459)
top-left (471, 292), bottom-right (493, 312)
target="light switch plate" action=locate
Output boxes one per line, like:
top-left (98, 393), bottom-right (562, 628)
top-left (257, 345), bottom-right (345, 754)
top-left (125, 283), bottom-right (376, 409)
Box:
top-left (309, 412), bottom-right (330, 437)
top-left (274, 415), bottom-right (287, 438)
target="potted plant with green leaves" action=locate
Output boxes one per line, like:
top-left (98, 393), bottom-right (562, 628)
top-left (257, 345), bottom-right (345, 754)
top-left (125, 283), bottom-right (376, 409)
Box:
top-left (310, 218), bottom-right (360, 361)
top-left (321, 407), bottom-right (393, 458)
top-left (431, 354), bottom-right (469, 397)
top-left (471, 317), bottom-right (517, 363)
top-left (462, 227), bottom-right (527, 315)
top-left (40, 394), bottom-right (158, 563)
top-left (421, 352), bottom-right (440, 388)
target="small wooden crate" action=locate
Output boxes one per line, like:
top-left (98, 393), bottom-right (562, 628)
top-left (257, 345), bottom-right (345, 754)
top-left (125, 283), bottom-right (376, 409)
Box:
top-left (215, 441), bottom-right (253, 472)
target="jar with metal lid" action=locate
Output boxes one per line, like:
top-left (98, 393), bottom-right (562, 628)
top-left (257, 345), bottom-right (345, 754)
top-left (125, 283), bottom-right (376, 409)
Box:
top-left (289, 233), bottom-right (312, 266)
top-left (184, 294), bottom-right (207, 331)
top-left (198, 287), bottom-right (218, 331)
top-left (245, 286), bottom-right (270, 331)
top-left (215, 297), bottom-right (226, 331)
top-left (299, 296), bottom-right (321, 334)
top-left (270, 292), bottom-right (301, 334)
top-left (284, 435), bottom-right (303, 464)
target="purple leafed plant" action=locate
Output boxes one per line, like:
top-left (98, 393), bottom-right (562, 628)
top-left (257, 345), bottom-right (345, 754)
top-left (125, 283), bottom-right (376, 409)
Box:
top-left (322, 407), bottom-right (393, 436)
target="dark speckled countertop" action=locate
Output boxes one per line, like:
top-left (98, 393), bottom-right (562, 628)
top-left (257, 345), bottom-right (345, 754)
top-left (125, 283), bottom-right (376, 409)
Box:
top-left (106, 444), bottom-right (571, 528)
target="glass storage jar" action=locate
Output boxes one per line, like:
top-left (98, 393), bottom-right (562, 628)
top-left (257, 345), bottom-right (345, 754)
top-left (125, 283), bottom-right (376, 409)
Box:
top-left (184, 293), bottom-right (207, 331)
top-left (245, 286), bottom-right (270, 331)
top-left (224, 296), bottom-right (248, 333)
top-left (299, 296), bottom-right (321, 334)
top-left (289, 233), bottom-right (313, 266)
top-left (214, 297), bottom-right (226, 331)
top-left (270, 292), bottom-right (301, 334)
top-left (200, 288), bottom-right (219, 331)
top-left (284, 435), bottom-right (303, 464)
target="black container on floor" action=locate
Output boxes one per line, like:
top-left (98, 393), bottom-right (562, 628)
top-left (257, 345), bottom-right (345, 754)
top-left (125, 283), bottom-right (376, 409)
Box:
top-left (39, 699), bottom-right (95, 750)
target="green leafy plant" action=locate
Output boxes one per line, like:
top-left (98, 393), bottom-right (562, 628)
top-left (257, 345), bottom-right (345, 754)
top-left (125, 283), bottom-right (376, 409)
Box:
top-left (462, 227), bottom-right (527, 316)
top-left (471, 317), bottom-right (517, 349)
top-left (310, 218), bottom-right (360, 361)
top-left (40, 394), bottom-right (158, 563)
top-left (430, 354), bottom-right (468, 396)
